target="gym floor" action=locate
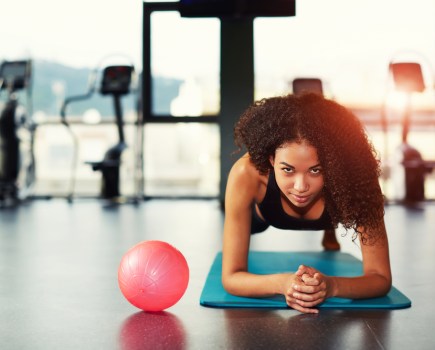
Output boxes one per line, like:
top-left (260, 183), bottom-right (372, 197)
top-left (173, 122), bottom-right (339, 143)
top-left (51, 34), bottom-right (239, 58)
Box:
top-left (0, 198), bottom-right (434, 349)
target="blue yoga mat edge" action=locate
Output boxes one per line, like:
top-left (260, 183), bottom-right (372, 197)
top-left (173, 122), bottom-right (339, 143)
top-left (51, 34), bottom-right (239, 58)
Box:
top-left (199, 251), bottom-right (412, 310)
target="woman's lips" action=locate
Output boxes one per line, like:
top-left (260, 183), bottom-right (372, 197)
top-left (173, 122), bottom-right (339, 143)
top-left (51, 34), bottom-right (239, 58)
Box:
top-left (291, 194), bottom-right (310, 203)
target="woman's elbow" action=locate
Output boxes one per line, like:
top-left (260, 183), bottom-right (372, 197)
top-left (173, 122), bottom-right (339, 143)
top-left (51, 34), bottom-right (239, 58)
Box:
top-left (222, 273), bottom-right (240, 296)
top-left (384, 277), bottom-right (393, 296)
top-left (222, 275), bottom-right (233, 294)
top-left (376, 274), bottom-right (393, 297)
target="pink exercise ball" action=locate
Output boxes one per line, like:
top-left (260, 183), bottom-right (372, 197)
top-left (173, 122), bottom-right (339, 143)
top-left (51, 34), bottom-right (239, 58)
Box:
top-left (118, 240), bottom-right (189, 312)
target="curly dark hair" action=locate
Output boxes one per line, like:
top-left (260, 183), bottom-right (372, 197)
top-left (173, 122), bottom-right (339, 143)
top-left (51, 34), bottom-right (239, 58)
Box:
top-left (234, 93), bottom-right (385, 242)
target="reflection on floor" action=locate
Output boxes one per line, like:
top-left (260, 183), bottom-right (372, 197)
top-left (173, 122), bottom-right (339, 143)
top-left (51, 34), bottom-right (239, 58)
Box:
top-left (0, 199), bottom-right (434, 349)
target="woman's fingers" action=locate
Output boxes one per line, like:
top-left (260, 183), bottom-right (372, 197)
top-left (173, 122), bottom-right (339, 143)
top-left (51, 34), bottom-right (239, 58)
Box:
top-left (301, 273), bottom-right (320, 285)
top-left (291, 279), bottom-right (327, 307)
top-left (295, 264), bottom-right (315, 276)
top-left (286, 269), bottom-right (328, 313)
top-left (286, 297), bottom-right (319, 314)
top-left (292, 290), bottom-right (326, 304)
top-left (286, 291), bottom-right (321, 312)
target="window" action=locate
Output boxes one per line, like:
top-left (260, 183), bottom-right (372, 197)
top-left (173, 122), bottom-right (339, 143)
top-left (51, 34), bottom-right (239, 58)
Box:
top-left (144, 4), bottom-right (220, 119)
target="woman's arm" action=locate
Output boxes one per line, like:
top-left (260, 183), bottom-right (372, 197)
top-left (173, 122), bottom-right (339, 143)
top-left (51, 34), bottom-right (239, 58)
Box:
top-left (222, 156), bottom-right (282, 296)
top-left (221, 157), bottom-right (316, 313)
top-left (291, 223), bottom-right (392, 306)
top-left (330, 223), bottom-right (392, 299)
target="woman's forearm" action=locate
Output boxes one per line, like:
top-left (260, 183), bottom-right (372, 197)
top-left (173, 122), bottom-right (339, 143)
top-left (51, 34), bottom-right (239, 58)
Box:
top-left (223, 271), bottom-right (391, 301)
top-left (222, 271), bottom-right (293, 298)
top-left (328, 273), bottom-right (392, 299)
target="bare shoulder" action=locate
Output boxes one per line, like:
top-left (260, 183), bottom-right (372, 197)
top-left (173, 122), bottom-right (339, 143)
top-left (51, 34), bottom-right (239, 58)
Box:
top-left (229, 154), bottom-right (262, 183)
top-left (227, 154), bottom-right (267, 204)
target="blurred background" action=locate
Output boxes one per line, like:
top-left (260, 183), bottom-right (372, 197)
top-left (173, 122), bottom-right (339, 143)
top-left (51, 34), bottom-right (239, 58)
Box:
top-left (2, 0), bottom-right (435, 203)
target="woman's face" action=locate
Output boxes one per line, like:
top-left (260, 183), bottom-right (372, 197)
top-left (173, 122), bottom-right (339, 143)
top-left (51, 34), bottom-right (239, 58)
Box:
top-left (270, 141), bottom-right (324, 209)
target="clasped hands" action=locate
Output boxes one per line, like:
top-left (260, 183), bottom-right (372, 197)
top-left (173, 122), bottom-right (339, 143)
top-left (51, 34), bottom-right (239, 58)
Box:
top-left (285, 265), bottom-right (334, 314)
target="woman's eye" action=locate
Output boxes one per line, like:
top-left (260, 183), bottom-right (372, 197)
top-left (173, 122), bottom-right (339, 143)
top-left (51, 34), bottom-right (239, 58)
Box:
top-left (310, 168), bottom-right (322, 174)
top-left (282, 167), bottom-right (293, 173)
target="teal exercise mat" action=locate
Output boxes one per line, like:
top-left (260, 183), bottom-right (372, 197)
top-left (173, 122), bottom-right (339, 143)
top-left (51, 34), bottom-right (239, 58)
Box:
top-left (200, 251), bottom-right (411, 309)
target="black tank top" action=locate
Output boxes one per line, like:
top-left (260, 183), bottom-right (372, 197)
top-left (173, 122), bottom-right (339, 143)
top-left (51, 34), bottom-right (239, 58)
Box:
top-left (257, 171), bottom-right (334, 231)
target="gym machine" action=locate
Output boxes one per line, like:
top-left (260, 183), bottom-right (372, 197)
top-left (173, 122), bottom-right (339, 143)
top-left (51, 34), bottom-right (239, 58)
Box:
top-left (60, 63), bottom-right (141, 203)
top-left (0, 60), bottom-right (36, 207)
top-left (386, 62), bottom-right (435, 202)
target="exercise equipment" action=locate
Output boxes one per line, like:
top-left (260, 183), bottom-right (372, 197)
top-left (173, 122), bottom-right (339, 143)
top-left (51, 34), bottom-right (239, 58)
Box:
top-left (200, 251), bottom-right (411, 309)
top-left (292, 78), bottom-right (323, 96)
top-left (60, 63), bottom-right (139, 202)
top-left (0, 60), bottom-right (36, 207)
top-left (118, 240), bottom-right (189, 312)
top-left (386, 62), bottom-right (435, 202)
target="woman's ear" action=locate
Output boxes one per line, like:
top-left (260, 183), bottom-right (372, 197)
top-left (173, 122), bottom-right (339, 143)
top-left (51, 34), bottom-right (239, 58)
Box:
top-left (269, 155), bottom-right (275, 167)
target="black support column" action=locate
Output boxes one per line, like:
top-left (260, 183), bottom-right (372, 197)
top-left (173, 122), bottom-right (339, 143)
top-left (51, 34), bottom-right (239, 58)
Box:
top-left (219, 18), bottom-right (254, 206)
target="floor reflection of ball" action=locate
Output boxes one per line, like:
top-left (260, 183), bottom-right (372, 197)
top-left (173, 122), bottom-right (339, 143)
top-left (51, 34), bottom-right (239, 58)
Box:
top-left (119, 311), bottom-right (186, 350)
top-left (118, 240), bottom-right (189, 311)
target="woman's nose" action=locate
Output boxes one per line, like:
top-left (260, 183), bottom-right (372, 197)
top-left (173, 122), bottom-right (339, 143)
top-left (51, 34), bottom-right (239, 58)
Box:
top-left (293, 175), bottom-right (309, 192)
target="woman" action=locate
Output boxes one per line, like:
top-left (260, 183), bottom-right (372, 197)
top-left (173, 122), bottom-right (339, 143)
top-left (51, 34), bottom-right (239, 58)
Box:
top-left (222, 93), bottom-right (391, 314)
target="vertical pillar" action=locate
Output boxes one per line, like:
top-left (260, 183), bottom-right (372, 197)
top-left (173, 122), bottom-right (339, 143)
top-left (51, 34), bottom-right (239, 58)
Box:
top-left (219, 18), bottom-right (254, 206)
